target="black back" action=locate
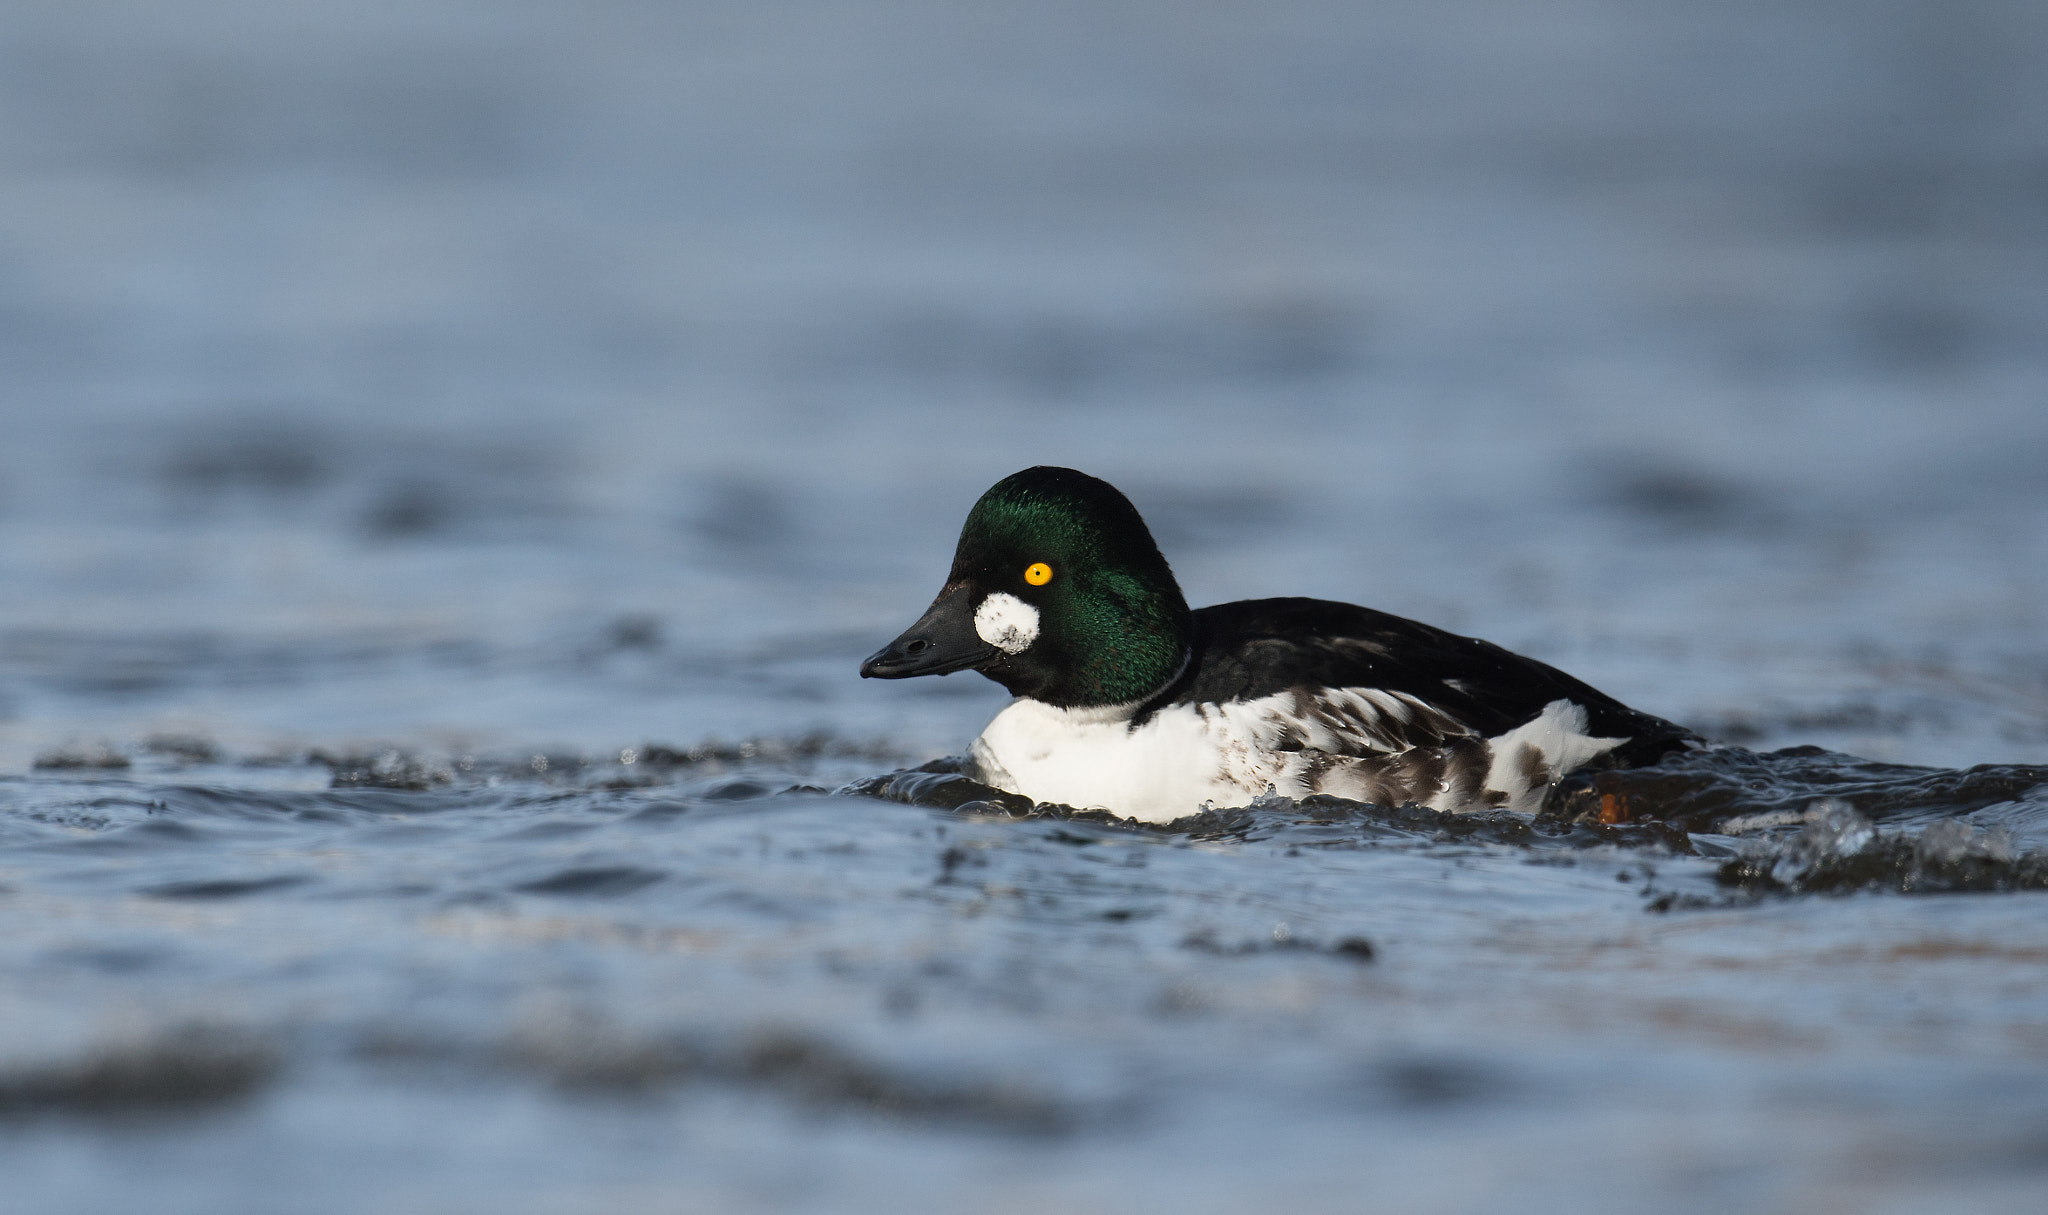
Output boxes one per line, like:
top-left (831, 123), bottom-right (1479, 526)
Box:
top-left (1143, 598), bottom-right (1697, 764)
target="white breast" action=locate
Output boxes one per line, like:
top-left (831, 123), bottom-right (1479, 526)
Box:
top-left (968, 693), bottom-right (1625, 823)
top-left (969, 699), bottom-right (1248, 822)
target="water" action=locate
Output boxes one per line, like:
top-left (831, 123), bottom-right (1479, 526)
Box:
top-left (2, 0), bottom-right (2047, 1210)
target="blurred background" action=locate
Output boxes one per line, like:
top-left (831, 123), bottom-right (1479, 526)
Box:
top-left (1, 0), bottom-right (2045, 769)
top-left (4, 6), bottom-right (2048, 1212)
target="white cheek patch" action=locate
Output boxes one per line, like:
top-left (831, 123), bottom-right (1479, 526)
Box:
top-left (973, 592), bottom-right (1040, 654)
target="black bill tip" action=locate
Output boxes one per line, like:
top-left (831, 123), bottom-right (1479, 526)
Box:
top-left (860, 584), bottom-right (997, 679)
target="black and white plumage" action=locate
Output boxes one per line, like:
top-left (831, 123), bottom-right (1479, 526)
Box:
top-left (971, 597), bottom-right (1694, 821)
top-left (863, 467), bottom-right (1698, 823)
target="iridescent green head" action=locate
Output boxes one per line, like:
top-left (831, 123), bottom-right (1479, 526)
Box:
top-left (861, 467), bottom-right (1193, 707)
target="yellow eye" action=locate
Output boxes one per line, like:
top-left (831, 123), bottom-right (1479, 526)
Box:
top-left (1023, 562), bottom-right (1053, 586)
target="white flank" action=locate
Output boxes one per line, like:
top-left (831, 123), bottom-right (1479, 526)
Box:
top-left (970, 687), bottom-right (1444, 823)
top-left (973, 592), bottom-right (1040, 654)
top-left (969, 690), bottom-right (1629, 823)
top-left (1480, 698), bottom-right (1624, 813)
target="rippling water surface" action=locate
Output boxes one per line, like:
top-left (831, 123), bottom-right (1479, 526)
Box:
top-left (3, 1), bottom-right (2047, 1210)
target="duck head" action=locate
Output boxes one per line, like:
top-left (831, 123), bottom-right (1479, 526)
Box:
top-left (860, 466), bottom-right (1192, 708)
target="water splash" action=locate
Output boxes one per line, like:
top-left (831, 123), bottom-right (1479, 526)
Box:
top-left (1716, 798), bottom-right (2048, 895)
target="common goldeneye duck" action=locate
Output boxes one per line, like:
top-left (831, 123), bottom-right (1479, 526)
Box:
top-left (861, 466), bottom-right (1698, 823)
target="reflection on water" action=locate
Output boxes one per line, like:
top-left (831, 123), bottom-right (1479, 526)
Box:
top-left (1, 0), bottom-right (2046, 1210)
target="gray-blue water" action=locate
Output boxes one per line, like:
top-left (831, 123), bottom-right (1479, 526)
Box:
top-left (3, 1), bottom-right (2048, 1210)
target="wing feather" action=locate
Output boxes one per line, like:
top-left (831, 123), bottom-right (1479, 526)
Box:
top-left (1157, 598), bottom-right (1695, 765)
